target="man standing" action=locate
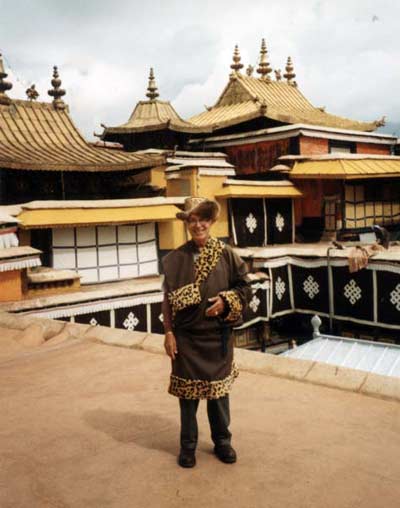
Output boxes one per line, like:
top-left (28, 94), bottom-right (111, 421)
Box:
top-left (162, 198), bottom-right (251, 468)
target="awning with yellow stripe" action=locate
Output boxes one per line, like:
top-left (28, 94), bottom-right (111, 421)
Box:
top-left (18, 204), bottom-right (182, 229)
top-left (290, 159), bottom-right (400, 179)
top-left (215, 182), bottom-right (302, 199)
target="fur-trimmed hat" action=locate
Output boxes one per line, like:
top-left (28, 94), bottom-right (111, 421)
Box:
top-left (176, 197), bottom-right (220, 222)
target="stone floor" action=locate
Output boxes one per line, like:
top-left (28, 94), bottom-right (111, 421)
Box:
top-left (1, 333), bottom-right (399, 508)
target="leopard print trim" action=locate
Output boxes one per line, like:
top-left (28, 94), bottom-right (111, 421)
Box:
top-left (193, 237), bottom-right (224, 283)
top-left (219, 290), bottom-right (243, 322)
top-left (168, 364), bottom-right (239, 400)
top-left (168, 283), bottom-right (201, 318)
top-left (168, 237), bottom-right (225, 318)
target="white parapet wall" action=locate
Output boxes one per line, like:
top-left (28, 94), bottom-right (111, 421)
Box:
top-left (0, 311), bottom-right (399, 402)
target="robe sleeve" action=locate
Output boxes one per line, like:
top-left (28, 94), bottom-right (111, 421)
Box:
top-left (218, 247), bottom-right (252, 323)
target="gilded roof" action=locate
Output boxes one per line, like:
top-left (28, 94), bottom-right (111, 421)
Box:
top-left (102, 68), bottom-right (206, 137)
top-left (190, 74), bottom-right (379, 132)
top-left (102, 99), bottom-right (206, 135)
top-left (0, 100), bottom-right (165, 172)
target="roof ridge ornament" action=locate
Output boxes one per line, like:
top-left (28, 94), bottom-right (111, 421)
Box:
top-left (146, 67), bottom-right (159, 101)
top-left (26, 84), bottom-right (39, 101)
top-left (256, 39), bottom-right (272, 81)
top-left (274, 69), bottom-right (282, 81)
top-left (0, 54), bottom-right (13, 105)
top-left (259, 100), bottom-right (267, 115)
top-left (283, 56), bottom-right (297, 86)
top-left (374, 116), bottom-right (386, 128)
top-left (246, 64), bottom-right (254, 77)
top-left (48, 66), bottom-right (66, 109)
top-left (230, 45), bottom-right (244, 74)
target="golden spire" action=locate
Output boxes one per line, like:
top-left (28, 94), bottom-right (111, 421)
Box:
top-left (26, 84), bottom-right (39, 101)
top-left (230, 45), bottom-right (244, 73)
top-left (48, 66), bottom-right (66, 109)
top-left (146, 68), bottom-right (159, 101)
top-left (0, 54), bottom-right (13, 105)
top-left (283, 56), bottom-right (296, 85)
top-left (256, 39), bottom-right (272, 81)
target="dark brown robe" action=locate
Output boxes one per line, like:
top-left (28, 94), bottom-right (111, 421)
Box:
top-left (162, 238), bottom-right (251, 400)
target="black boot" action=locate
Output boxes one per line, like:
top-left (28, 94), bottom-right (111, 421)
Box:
top-left (178, 449), bottom-right (196, 468)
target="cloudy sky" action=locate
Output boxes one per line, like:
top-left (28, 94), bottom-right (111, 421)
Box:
top-left (1, 0), bottom-right (399, 139)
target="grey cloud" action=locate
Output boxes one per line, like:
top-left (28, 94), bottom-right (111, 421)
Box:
top-left (1, 0), bottom-right (399, 138)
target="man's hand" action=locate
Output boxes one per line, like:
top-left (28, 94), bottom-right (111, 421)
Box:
top-left (164, 331), bottom-right (178, 360)
top-left (205, 295), bottom-right (225, 318)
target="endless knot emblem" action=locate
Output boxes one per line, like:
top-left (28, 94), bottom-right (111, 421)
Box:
top-left (158, 313), bottom-right (164, 323)
top-left (389, 284), bottom-right (400, 311)
top-left (123, 312), bottom-right (139, 331)
top-left (275, 276), bottom-right (286, 301)
top-left (303, 275), bottom-right (320, 300)
top-left (344, 279), bottom-right (362, 305)
top-left (249, 295), bottom-right (261, 313)
top-left (245, 213), bottom-right (257, 234)
top-left (89, 317), bottom-right (98, 326)
top-left (275, 213), bottom-right (285, 232)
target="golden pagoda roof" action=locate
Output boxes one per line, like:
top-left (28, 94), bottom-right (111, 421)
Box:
top-left (102, 68), bottom-right (207, 136)
top-left (0, 99), bottom-right (165, 172)
top-left (103, 99), bottom-right (206, 135)
top-left (190, 73), bottom-right (380, 133)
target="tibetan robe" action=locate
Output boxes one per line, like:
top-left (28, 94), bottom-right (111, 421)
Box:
top-left (162, 237), bottom-right (251, 400)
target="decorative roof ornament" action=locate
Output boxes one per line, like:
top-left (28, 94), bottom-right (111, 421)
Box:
top-left (0, 54), bottom-right (13, 106)
top-left (274, 69), bottom-right (282, 81)
top-left (259, 101), bottom-right (267, 115)
top-left (283, 56), bottom-right (296, 85)
top-left (230, 45), bottom-right (244, 73)
top-left (256, 39), bottom-right (272, 81)
top-left (246, 64), bottom-right (254, 77)
top-left (146, 67), bottom-right (159, 101)
top-left (26, 84), bottom-right (39, 101)
top-left (48, 66), bottom-right (66, 109)
top-left (374, 116), bottom-right (386, 128)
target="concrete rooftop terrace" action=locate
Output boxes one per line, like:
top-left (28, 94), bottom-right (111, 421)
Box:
top-left (1, 317), bottom-right (400, 508)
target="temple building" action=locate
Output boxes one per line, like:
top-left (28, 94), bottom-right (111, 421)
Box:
top-left (1, 42), bottom-right (400, 348)
top-left (183, 42), bottom-right (400, 341)
top-left (188, 42), bottom-right (399, 244)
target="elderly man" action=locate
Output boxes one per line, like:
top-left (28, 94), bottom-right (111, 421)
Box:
top-left (162, 197), bottom-right (251, 468)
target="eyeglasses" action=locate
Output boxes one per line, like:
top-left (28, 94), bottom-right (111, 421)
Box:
top-left (186, 218), bottom-right (211, 226)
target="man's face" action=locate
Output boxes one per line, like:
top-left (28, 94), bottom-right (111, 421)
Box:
top-left (186, 213), bottom-right (213, 244)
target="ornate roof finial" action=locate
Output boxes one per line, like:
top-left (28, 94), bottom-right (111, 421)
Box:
top-left (230, 45), bottom-right (244, 73)
top-left (256, 39), bottom-right (272, 81)
top-left (26, 84), bottom-right (39, 101)
top-left (283, 56), bottom-right (296, 85)
top-left (374, 115), bottom-right (386, 128)
top-left (48, 66), bottom-right (66, 109)
top-left (246, 64), bottom-right (254, 77)
top-left (274, 69), bottom-right (282, 81)
top-left (146, 67), bottom-right (159, 101)
top-left (0, 54), bottom-right (13, 105)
